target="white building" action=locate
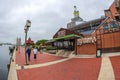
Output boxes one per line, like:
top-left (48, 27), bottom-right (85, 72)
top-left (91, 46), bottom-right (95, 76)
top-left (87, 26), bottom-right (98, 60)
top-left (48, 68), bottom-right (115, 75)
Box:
top-left (16, 37), bottom-right (21, 46)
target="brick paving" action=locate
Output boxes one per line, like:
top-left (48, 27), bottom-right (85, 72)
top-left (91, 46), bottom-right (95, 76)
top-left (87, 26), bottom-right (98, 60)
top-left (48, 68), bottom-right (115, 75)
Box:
top-left (17, 58), bottom-right (101, 80)
top-left (15, 47), bottom-right (120, 80)
top-left (110, 56), bottom-right (120, 80)
top-left (16, 47), bottom-right (66, 66)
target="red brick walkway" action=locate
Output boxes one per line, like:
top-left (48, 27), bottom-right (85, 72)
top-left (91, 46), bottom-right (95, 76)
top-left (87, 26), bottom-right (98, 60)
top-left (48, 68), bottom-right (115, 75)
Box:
top-left (16, 47), bottom-right (66, 66)
top-left (110, 56), bottom-right (120, 80)
top-left (16, 47), bottom-right (120, 80)
top-left (17, 58), bottom-right (101, 80)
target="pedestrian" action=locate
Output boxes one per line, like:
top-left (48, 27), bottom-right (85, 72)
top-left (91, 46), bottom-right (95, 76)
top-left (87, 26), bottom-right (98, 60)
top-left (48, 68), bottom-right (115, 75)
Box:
top-left (26, 46), bottom-right (31, 61)
top-left (33, 47), bottom-right (38, 60)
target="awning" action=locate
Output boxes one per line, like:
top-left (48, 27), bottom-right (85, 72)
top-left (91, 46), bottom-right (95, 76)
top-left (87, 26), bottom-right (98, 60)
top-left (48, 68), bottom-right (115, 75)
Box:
top-left (46, 34), bottom-right (81, 44)
top-left (54, 34), bottom-right (81, 41)
top-left (46, 39), bottom-right (56, 43)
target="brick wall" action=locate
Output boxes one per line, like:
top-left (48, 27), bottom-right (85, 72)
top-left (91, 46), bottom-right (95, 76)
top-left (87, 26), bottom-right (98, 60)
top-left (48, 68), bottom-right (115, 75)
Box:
top-left (102, 32), bottom-right (120, 48)
top-left (77, 30), bottom-right (120, 54)
top-left (77, 43), bottom-right (96, 54)
top-left (102, 31), bottom-right (120, 52)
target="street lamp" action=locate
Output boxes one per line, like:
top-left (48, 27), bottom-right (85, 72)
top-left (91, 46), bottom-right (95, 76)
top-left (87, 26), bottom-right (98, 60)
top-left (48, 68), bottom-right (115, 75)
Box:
top-left (24, 20), bottom-right (31, 65)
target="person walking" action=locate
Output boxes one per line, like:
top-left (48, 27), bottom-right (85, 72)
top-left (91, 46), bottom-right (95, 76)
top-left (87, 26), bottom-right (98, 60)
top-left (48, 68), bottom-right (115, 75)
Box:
top-left (26, 46), bottom-right (31, 61)
top-left (33, 47), bottom-right (38, 60)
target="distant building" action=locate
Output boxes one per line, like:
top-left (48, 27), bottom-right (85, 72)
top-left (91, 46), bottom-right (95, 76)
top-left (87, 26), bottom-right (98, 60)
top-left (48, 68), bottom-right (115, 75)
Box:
top-left (16, 37), bottom-right (21, 46)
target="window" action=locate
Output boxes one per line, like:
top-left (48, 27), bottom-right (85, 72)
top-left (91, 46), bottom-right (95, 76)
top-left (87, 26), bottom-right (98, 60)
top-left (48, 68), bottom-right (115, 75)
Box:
top-left (107, 11), bottom-right (111, 15)
top-left (110, 22), bottom-right (117, 28)
top-left (103, 23), bottom-right (108, 29)
top-left (115, 16), bottom-right (120, 21)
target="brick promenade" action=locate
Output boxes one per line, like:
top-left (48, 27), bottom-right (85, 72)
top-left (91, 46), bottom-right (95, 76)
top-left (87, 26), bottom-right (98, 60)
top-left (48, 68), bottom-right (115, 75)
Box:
top-left (14, 47), bottom-right (120, 80)
top-left (110, 56), bottom-right (120, 80)
top-left (16, 47), bottom-right (66, 66)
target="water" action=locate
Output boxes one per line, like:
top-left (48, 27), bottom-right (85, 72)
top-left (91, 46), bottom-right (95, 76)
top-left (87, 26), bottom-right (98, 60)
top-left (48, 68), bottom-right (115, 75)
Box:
top-left (0, 46), bottom-right (11, 80)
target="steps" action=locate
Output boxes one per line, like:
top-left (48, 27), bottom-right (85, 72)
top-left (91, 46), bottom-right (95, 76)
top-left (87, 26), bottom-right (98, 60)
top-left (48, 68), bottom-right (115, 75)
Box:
top-left (56, 50), bottom-right (75, 57)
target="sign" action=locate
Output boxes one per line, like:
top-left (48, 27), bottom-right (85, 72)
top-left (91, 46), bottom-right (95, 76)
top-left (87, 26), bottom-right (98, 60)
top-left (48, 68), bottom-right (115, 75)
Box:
top-left (77, 37), bottom-right (96, 45)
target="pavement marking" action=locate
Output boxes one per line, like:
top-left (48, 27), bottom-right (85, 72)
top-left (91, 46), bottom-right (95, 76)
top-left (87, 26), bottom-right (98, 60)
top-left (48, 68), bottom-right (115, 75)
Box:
top-left (16, 57), bottom-right (72, 70)
top-left (102, 52), bottom-right (120, 57)
top-left (74, 54), bottom-right (96, 58)
top-left (44, 52), bottom-right (67, 58)
top-left (98, 57), bottom-right (115, 80)
top-left (8, 50), bottom-right (18, 80)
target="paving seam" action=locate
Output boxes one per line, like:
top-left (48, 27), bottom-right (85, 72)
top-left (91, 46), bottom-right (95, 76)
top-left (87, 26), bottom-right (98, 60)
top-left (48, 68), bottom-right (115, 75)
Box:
top-left (44, 52), bottom-right (67, 58)
top-left (16, 57), bottom-right (72, 70)
top-left (98, 57), bottom-right (115, 80)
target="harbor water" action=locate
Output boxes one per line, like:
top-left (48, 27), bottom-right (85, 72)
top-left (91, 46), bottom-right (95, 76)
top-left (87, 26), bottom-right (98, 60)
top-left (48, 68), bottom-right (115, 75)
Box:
top-left (0, 46), bottom-right (11, 80)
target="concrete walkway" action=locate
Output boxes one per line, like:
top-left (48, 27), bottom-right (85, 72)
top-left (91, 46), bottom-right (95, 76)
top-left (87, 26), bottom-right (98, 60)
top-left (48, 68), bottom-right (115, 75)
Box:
top-left (8, 50), bottom-right (18, 80)
top-left (98, 57), bottom-right (115, 80)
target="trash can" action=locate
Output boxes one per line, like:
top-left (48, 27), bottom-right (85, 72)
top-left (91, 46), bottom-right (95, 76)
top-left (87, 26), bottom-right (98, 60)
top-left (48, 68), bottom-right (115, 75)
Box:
top-left (96, 49), bottom-right (102, 58)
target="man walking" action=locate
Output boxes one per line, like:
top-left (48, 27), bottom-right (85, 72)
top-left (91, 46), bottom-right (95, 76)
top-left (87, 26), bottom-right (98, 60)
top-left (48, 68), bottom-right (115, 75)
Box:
top-left (26, 46), bottom-right (31, 61)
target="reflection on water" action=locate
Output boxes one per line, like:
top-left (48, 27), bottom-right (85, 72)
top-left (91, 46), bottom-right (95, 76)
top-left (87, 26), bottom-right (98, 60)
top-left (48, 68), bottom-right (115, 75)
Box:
top-left (0, 46), bottom-right (11, 80)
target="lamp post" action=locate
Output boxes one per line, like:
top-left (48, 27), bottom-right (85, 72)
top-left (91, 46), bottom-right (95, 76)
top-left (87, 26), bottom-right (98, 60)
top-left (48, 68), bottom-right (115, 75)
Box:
top-left (24, 20), bottom-right (31, 65)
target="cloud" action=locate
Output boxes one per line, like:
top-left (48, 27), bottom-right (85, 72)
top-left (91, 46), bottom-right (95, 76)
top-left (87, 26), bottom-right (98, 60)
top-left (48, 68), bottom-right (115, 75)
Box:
top-left (0, 0), bottom-right (114, 44)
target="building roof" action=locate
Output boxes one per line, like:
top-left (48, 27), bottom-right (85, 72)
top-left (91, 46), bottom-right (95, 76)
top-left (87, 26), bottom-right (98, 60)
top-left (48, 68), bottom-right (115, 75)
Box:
top-left (68, 17), bottom-right (105, 31)
top-left (53, 28), bottom-right (81, 38)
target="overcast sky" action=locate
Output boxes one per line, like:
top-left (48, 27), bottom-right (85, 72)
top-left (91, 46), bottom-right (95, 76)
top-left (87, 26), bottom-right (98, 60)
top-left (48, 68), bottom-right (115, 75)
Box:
top-left (0, 0), bottom-right (113, 44)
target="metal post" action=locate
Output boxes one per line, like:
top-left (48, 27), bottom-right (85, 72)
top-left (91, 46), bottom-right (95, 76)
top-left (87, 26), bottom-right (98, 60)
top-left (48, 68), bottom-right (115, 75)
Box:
top-left (24, 20), bottom-right (31, 65)
top-left (25, 31), bottom-right (28, 65)
top-left (75, 39), bottom-right (77, 55)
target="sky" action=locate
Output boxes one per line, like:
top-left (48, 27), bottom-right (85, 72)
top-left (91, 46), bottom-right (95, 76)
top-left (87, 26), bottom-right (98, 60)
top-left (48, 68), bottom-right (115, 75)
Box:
top-left (0, 0), bottom-right (113, 44)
